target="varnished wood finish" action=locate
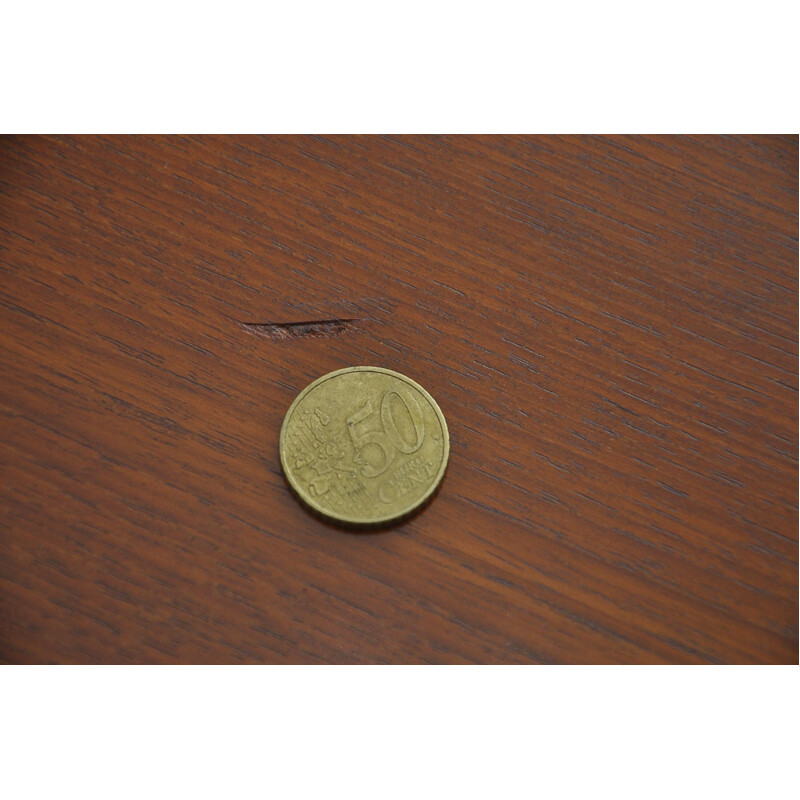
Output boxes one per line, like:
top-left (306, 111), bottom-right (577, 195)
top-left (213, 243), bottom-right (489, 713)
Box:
top-left (0, 135), bottom-right (796, 664)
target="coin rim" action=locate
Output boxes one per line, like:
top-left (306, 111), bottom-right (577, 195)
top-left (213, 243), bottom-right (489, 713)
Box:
top-left (279, 366), bottom-right (450, 526)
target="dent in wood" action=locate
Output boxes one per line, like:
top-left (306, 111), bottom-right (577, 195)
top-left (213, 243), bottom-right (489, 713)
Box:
top-left (239, 319), bottom-right (362, 339)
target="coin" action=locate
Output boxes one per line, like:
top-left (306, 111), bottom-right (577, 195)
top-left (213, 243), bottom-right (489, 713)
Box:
top-left (279, 366), bottom-right (449, 526)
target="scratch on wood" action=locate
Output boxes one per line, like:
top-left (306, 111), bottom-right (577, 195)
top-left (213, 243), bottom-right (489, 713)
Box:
top-left (239, 319), bottom-right (362, 340)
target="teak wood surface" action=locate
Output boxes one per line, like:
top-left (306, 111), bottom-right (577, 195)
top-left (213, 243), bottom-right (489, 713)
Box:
top-left (1, 135), bottom-right (797, 664)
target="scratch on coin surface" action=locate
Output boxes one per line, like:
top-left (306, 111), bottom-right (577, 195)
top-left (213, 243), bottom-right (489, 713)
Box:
top-left (240, 319), bottom-right (362, 339)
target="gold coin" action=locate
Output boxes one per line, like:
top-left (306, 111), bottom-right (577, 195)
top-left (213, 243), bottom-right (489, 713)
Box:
top-left (279, 366), bottom-right (449, 526)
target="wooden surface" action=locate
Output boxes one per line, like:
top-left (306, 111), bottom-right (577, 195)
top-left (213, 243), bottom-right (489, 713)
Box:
top-left (0, 134), bottom-right (796, 664)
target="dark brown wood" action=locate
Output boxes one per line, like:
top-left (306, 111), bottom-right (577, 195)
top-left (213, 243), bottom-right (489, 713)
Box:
top-left (0, 134), bottom-right (796, 664)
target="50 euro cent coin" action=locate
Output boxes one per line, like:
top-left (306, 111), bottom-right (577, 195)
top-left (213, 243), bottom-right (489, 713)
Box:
top-left (279, 366), bottom-right (449, 526)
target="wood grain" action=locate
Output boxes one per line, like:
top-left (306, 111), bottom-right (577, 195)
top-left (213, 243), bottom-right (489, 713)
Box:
top-left (0, 134), bottom-right (796, 664)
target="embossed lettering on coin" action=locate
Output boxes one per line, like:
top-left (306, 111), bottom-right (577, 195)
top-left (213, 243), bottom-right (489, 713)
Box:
top-left (279, 366), bottom-right (449, 525)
